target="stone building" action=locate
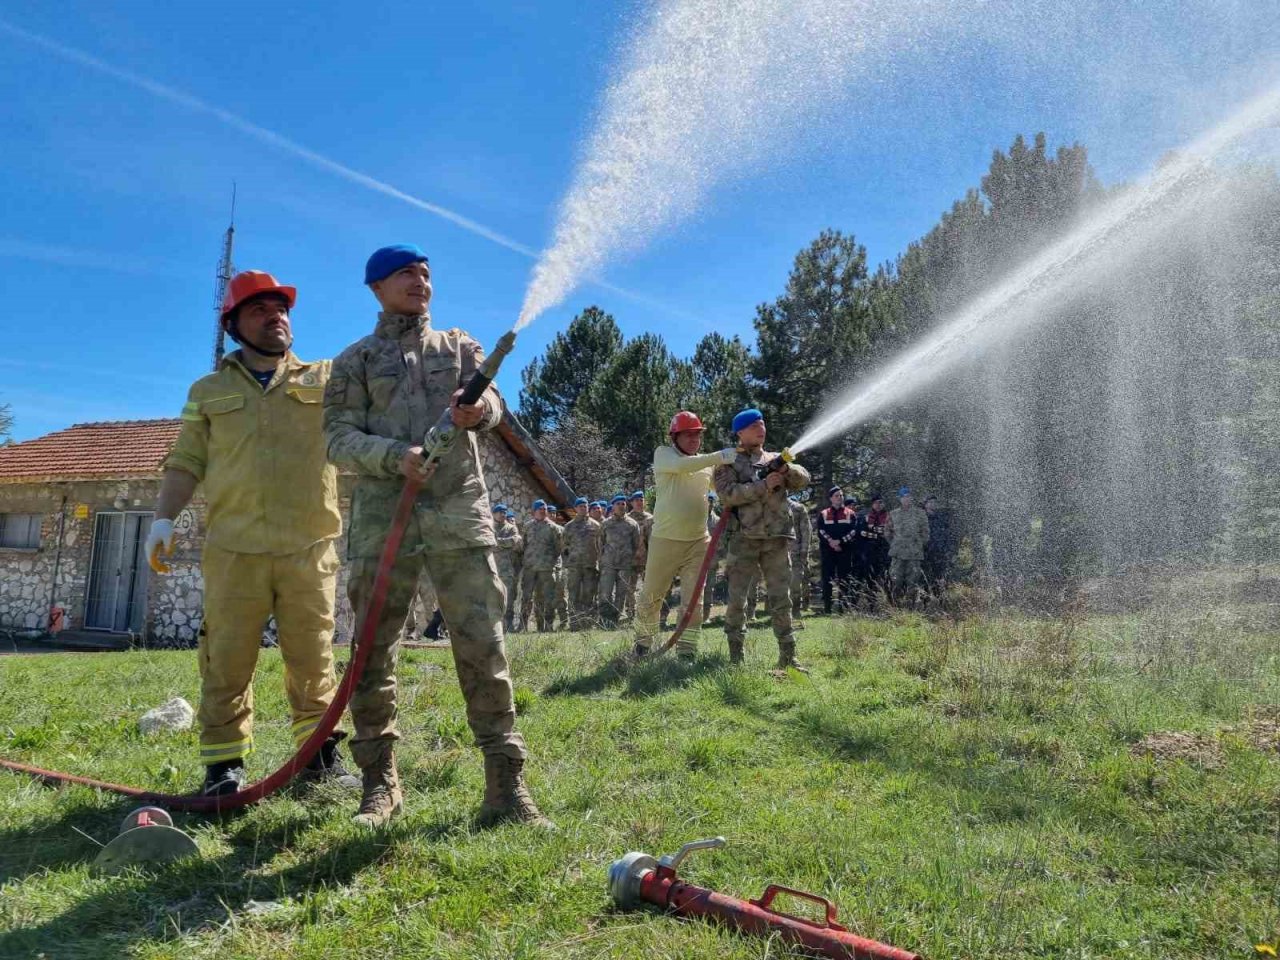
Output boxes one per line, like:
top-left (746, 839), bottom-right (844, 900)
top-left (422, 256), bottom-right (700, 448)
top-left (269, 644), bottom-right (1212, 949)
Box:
top-left (0, 413), bottom-right (573, 646)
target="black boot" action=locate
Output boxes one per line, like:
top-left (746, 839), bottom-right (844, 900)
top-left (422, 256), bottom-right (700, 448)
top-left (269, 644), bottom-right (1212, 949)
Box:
top-left (201, 759), bottom-right (246, 797)
top-left (301, 733), bottom-right (361, 789)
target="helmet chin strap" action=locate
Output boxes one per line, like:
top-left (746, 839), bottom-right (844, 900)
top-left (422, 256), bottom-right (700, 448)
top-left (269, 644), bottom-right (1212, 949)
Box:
top-left (227, 316), bottom-right (289, 359)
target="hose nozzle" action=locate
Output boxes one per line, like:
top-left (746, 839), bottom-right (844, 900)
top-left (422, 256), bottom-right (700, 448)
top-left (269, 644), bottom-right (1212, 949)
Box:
top-left (457, 330), bottom-right (517, 406)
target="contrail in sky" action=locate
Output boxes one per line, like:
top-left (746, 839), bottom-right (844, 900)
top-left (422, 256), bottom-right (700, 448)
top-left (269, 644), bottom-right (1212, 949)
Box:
top-left (0, 18), bottom-right (536, 256)
top-left (0, 17), bottom-right (685, 317)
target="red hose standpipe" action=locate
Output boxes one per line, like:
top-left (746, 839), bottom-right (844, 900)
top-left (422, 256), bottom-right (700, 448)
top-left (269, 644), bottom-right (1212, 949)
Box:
top-left (609, 839), bottom-right (921, 960)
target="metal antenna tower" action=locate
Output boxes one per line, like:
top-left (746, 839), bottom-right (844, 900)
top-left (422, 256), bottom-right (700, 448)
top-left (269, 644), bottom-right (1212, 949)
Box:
top-left (211, 185), bottom-right (237, 369)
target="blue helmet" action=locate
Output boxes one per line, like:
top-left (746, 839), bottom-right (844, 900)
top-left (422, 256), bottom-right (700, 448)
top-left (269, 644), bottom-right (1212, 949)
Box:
top-left (731, 408), bottom-right (763, 433)
top-left (364, 243), bottom-right (428, 285)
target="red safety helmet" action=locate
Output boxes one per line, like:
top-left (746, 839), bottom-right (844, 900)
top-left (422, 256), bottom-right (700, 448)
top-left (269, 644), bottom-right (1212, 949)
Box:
top-left (669, 411), bottom-right (704, 435)
top-left (221, 270), bottom-right (297, 321)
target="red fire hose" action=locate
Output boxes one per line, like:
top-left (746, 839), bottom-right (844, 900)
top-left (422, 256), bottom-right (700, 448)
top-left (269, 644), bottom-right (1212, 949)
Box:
top-left (0, 473), bottom-right (423, 812)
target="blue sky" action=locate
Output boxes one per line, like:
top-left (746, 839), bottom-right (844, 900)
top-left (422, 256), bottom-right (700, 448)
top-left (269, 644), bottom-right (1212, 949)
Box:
top-left (0, 1), bottom-right (1276, 442)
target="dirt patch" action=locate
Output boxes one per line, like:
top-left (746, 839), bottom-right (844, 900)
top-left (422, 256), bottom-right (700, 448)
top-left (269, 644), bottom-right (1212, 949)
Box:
top-left (1131, 731), bottom-right (1224, 769)
top-left (1227, 706), bottom-right (1280, 754)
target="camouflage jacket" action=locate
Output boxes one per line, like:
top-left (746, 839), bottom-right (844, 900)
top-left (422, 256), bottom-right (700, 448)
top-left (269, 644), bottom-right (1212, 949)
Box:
top-left (563, 516), bottom-right (601, 568)
top-left (522, 517), bottom-right (564, 572)
top-left (494, 518), bottom-right (523, 576)
top-left (599, 514), bottom-right (641, 568)
top-left (888, 504), bottom-right (931, 560)
top-left (713, 449), bottom-right (812, 539)
top-left (789, 500), bottom-right (812, 560)
top-left (630, 509), bottom-right (654, 546)
top-left (323, 312), bottom-right (503, 559)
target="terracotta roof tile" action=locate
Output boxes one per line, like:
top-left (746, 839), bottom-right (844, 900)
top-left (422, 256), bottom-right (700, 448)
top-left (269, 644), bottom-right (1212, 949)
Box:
top-left (0, 419), bottom-right (182, 483)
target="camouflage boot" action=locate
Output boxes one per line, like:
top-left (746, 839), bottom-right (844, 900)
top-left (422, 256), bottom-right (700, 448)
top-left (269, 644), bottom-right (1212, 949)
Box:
top-left (776, 641), bottom-right (809, 673)
top-left (351, 751), bottom-right (403, 828)
top-left (728, 639), bottom-right (745, 665)
top-left (476, 754), bottom-right (555, 829)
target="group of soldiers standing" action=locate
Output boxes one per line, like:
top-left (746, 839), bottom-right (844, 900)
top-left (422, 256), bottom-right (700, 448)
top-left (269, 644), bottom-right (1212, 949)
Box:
top-left (486, 492), bottom-right (655, 634)
top-left (814, 486), bottom-right (952, 612)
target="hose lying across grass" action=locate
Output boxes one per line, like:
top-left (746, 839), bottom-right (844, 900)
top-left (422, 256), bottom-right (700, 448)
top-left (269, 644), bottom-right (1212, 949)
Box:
top-left (0, 475), bottom-right (424, 813)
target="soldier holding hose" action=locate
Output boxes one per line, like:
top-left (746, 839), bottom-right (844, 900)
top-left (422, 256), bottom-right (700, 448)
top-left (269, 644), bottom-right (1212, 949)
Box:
top-left (323, 243), bottom-right (551, 830)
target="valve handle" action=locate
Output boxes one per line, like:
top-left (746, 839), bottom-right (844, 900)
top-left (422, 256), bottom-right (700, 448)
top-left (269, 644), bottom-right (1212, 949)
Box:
top-left (751, 884), bottom-right (846, 931)
top-left (659, 836), bottom-right (726, 872)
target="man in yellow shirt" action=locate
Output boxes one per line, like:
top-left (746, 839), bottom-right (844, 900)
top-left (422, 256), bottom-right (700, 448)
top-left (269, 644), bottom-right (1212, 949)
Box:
top-left (146, 270), bottom-right (355, 797)
top-left (632, 411), bottom-right (736, 660)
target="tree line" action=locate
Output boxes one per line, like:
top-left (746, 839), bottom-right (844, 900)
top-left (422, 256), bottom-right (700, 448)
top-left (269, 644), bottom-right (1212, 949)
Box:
top-left (518, 133), bottom-right (1280, 575)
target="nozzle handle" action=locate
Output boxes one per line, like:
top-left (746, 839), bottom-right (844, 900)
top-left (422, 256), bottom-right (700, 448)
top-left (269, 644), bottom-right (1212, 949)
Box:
top-left (659, 836), bottom-right (727, 872)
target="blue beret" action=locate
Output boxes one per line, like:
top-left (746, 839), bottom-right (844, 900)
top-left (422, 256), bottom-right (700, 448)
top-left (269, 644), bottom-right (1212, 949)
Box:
top-left (532, 499), bottom-right (547, 510)
top-left (630, 490), bottom-right (644, 500)
top-left (611, 494), bottom-right (627, 505)
top-left (364, 243), bottom-right (429, 285)
top-left (504, 507), bottom-right (515, 516)
top-left (732, 408), bottom-right (763, 433)
top-left (707, 491), bottom-right (717, 500)
top-left (574, 497), bottom-right (588, 506)
top-left (898, 486), bottom-right (911, 497)
top-left (492, 503), bottom-right (508, 513)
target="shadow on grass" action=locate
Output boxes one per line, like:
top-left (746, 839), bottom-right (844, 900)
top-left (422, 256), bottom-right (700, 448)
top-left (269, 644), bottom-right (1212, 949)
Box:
top-left (0, 805), bottom-right (462, 960)
top-left (543, 648), bottom-right (727, 699)
top-left (0, 795), bottom-right (135, 884)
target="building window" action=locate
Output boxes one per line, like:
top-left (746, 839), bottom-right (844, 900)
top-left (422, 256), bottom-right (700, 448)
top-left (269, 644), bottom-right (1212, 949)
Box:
top-left (0, 513), bottom-right (41, 549)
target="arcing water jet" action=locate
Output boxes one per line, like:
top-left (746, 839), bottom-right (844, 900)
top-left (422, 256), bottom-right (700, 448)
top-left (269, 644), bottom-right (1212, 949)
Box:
top-left (792, 79), bottom-right (1280, 454)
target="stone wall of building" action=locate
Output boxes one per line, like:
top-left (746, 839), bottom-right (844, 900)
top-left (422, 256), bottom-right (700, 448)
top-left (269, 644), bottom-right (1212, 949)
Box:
top-left (1, 433), bottom-right (556, 645)
top-left (0, 478), bottom-right (159, 634)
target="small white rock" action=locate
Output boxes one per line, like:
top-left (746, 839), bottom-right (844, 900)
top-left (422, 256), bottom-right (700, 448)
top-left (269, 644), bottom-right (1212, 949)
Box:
top-left (139, 697), bottom-right (195, 735)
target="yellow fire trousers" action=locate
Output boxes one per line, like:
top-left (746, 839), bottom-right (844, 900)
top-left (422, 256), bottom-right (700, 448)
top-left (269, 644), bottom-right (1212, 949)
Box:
top-left (635, 535), bottom-right (710, 653)
top-left (196, 540), bottom-right (340, 764)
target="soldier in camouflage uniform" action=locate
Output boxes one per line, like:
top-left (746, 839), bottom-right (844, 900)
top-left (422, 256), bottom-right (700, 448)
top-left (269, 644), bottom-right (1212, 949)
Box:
top-left (492, 504), bottom-right (522, 631)
top-left (598, 495), bottom-right (641, 628)
top-left (520, 499), bottom-right (563, 631)
top-left (562, 496), bottom-right (601, 629)
top-left (625, 491), bottom-right (653, 623)
top-left (323, 243), bottom-right (550, 829)
top-left (714, 409), bottom-right (812, 670)
top-left (553, 507), bottom-right (571, 629)
top-left (887, 486), bottom-right (930, 604)
top-left (703, 492), bottom-right (725, 621)
top-left (517, 509), bottom-right (537, 631)
top-left (789, 495), bottom-right (812, 618)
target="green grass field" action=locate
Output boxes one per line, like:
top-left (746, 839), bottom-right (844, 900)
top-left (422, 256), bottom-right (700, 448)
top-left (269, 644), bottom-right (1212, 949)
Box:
top-left (2, 602), bottom-right (1279, 959)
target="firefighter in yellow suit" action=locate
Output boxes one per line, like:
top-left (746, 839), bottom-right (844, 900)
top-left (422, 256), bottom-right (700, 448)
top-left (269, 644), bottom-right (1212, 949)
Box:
top-left (145, 270), bottom-right (358, 797)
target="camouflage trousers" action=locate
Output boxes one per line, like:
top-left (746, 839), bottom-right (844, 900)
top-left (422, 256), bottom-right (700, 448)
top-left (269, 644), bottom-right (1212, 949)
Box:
top-left (597, 565), bottom-right (634, 625)
top-left (791, 555), bottom-right (808, 614)
top-left (519, 565), bottom-right (536, 627)
top-left (497, 566), bottom-right (518, 623)
top-left (346, 548), bottom-right (525, 768)
top-left (890, 556), bottom-right (925, 597)
top-left (565, 566), bottom-right (599, 628)
top-left (556, 568), bottom-right (569, 626)
top-left (725, 536), bottom-right (795, 647)
top-left (519, 569), bottom-right (557, 629)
